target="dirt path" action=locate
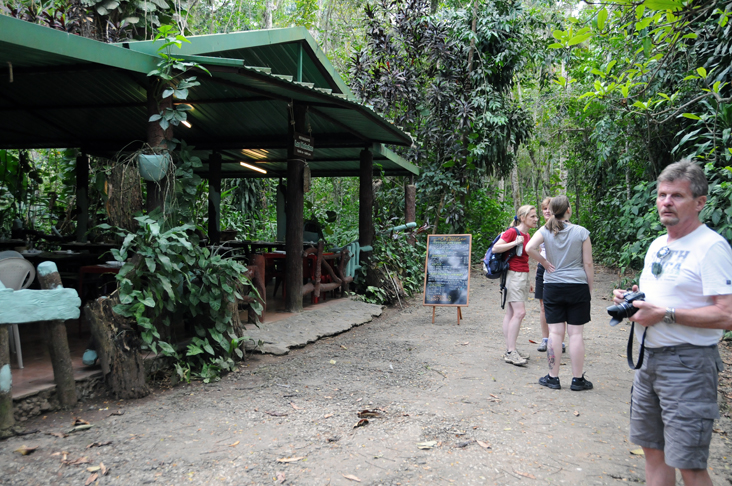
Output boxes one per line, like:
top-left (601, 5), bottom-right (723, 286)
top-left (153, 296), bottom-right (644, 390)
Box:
top-left (2, 267), bottom-right (732, 485)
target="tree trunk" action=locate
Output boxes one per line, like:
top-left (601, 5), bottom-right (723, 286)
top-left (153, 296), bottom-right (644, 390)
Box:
top-left (264, 0), bottom-right (274, 29)
top-left (0, 326), bottom-right (14, 438)
top-left (106, 162), bottom-right (143, 232)
top-left (510, 164), bottom-right (520, 213)
top-left (75, 153), bottom-right (89, 243)
top-left (84, 295), bottom-right (150, 399)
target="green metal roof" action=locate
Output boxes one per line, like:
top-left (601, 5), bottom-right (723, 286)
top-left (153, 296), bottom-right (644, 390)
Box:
top-left (0, 16), bottom-right (417, 178)
top-left (119, 27), bottom-right (354, 97)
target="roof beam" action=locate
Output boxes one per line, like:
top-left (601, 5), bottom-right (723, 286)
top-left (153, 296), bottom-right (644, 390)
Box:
top-left (208, 169), bottom-right (414, 179)
top-left (0, 96), bottom-right (275, 114)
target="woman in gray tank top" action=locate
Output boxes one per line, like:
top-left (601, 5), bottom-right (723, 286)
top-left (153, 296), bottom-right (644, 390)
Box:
top-left (526, 195), bottom-right (594, 391)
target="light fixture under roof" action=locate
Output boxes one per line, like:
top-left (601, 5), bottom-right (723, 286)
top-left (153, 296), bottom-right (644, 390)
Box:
top-left (241, 148), bottom-right (270, 160)
top-left (240, 161), bottom-right (267, 174)
top-left (181, 120), bottom-right (192, 128)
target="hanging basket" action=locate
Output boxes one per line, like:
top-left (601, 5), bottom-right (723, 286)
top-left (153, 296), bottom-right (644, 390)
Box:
top-left (137, 153), bottom-right (171, 182)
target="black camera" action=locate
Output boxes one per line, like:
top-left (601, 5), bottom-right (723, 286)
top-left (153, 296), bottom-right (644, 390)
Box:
top-left (607, 291), bottom-right (645, 326)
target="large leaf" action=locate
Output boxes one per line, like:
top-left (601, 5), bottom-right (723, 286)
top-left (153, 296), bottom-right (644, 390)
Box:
top-left (597, 8), bottom-right (608, 29)
top-left (642, 0), bottom-right (682, 10)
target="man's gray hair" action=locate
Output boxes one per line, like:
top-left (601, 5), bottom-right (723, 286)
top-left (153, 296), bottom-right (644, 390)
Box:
top-left (657, 159), bottom-right (708, 198)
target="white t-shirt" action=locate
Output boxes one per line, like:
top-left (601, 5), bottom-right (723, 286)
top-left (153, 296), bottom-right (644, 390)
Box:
top-left (638, 224), bottom-right (732, 347)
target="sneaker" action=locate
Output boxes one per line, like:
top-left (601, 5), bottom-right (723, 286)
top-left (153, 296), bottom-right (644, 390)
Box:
top-left (504, 350), bottom-right (528, 366)
top-left (537, 338), bottom-right (548, 352)
top-left (539, 374), bottom-right (561, 389)
top-left (570, 374), bottom-right (593, 391)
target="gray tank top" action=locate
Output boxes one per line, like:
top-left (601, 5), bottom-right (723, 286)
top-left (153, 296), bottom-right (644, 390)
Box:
top-left (539, 223), bottom-right (590, 284)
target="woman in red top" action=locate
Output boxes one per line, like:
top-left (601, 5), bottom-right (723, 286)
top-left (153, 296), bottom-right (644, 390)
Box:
top-left (492, 205), bottom-right (539, 366)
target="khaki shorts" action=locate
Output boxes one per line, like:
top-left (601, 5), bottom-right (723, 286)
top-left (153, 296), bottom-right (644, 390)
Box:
top-left (505, 270), bottom-right (530, 303)
top-left (630, 344), bottom-right (724, 469)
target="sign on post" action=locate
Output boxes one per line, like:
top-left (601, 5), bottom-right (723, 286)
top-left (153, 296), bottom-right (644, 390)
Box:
top-left (423, 234), bottom-right (472, 324)
top-left (292, 132), bottom-right (314, 159)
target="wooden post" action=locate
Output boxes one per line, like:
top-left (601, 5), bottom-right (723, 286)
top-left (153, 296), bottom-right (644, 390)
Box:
top-left (359, 148), bottom-right (374, 264)
top-left (0, 326), bottom-right (14, 438)
top-left (245, 254), bottom-right (266, 324)
top-left (285, 103), bottom-right (307, 312)
top-left (208, 152), bottom-right (222, 244)
top-left (36, 262), bottom-right (77, 409)
top-left (146, 82), bottom-right (173, 213)
top-left (75, 153), bottom-right (89, 243)
top-left (405, 183), bottom-right (416, 245)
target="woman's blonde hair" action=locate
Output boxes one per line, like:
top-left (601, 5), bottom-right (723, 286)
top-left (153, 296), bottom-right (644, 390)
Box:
top-left (540, 197), bottom-right (552, 210)
top-left (545, 195), bottom-right (570, 235)
top-left (511, 205), bottom-right (536, 228)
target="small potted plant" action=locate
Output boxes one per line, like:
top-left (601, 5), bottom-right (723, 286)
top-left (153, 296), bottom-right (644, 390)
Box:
top-left (137, 150), bottom-right (172, 182)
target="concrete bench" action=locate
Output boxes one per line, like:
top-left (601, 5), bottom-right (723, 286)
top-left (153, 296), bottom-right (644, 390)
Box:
top-left (0, 262), bottom-right (81, 438)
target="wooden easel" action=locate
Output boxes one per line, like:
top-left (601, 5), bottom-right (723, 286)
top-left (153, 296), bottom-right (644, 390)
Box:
top-left (431, 306), bottom-right (462, 325)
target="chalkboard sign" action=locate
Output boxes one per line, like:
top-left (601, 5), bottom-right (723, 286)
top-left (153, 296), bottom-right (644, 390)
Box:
top-left (423, 234), bottom-right (472, 307)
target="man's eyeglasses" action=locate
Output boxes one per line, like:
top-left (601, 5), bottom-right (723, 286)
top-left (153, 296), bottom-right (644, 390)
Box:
top-left (651, 246), bottom-right (671, 278)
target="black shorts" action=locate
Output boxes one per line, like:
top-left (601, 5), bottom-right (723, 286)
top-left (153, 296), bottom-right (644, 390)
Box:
top-left (543, 283), bottom-right (591, 325)
top-left (535, 264), bottom-right (545, 300)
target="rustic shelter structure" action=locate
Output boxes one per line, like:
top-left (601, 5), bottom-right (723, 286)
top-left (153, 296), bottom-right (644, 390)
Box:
top-left (0, 16), bottom-right (418, 312)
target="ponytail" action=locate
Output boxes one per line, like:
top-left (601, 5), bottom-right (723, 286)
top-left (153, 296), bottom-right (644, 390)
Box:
top-left (545, 195), bottom-right (570, 235)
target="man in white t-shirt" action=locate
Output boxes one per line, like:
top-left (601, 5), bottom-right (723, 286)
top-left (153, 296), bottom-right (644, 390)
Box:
top-left (613, 160), bottom-right (732, 486)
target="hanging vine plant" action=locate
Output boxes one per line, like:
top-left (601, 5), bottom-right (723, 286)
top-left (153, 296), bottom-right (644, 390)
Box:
top-left (147, 24), bottom-right (210, 139)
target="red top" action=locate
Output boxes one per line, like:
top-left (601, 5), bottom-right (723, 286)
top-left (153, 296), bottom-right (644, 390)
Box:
top-left (500, 228), bottom-right (530, 272)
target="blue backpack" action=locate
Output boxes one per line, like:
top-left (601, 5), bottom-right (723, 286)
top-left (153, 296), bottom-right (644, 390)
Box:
top-left (482, 227), bottom-right (520, 279)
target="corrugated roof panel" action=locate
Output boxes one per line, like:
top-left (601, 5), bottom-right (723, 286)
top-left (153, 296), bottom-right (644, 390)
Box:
top-left (0, 17), bottom-right (416, 176)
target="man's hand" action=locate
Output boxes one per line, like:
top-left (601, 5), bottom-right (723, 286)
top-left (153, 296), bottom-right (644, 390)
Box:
top-left (626, 300), bottom-right (665, 327)
top-left (612, 285), bottom-right (638, 304)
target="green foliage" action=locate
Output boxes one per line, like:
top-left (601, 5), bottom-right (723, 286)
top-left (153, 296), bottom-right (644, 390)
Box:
top-left (349, 0), bottom-right (536, 233)
top-left (147, 25), bottom-right (210, 136)
top-left (535, 0), bottom-right (732, 272)
top-left (701, 164), bottom-right (732, 241)
top-left (102, 215), bottom-right (261, 383)
top-left (464, 191), bottom-right (512, 263)
top-left (364, 229), bottom-right (427, 306)
top-left (3, 0), bottom-right (178, 42)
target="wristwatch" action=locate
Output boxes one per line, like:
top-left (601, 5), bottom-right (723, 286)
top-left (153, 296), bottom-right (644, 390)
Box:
top-left (663, 307), bottom-right (676, 324)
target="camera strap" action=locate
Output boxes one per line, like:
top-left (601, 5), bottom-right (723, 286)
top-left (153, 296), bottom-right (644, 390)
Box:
top-left (499, 271), bottom-right (508, 309)
top-left (627, 321), bottom-right (647, 370)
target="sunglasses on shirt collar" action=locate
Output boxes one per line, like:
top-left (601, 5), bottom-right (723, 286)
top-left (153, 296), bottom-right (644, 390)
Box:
top-left (651, 246), bottom-right (671, 278)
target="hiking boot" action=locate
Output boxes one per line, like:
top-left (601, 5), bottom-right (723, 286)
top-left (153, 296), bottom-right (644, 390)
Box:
top-left (539, 374), bottom-right (561, 389)
top-left (504, 350), bottom-right (528, 366)
top-left (537, 338), bottom-right (548, 352)
top-left (570, 373), bottom-right (593, 391)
